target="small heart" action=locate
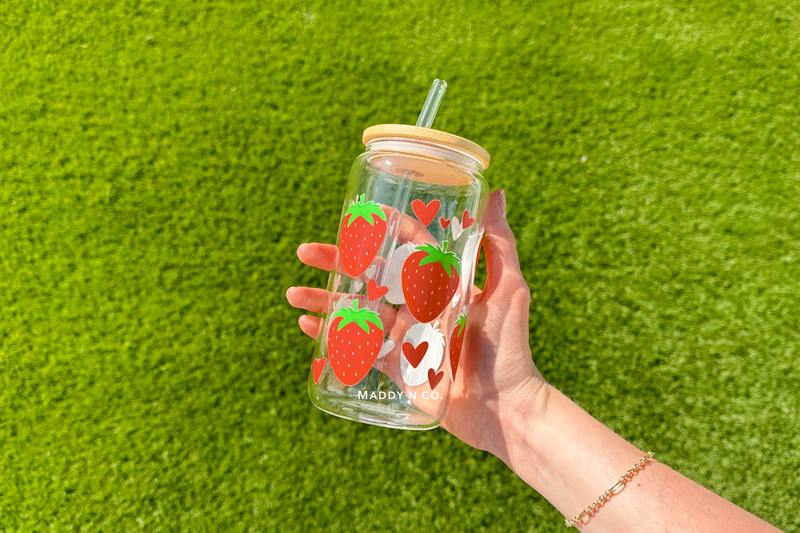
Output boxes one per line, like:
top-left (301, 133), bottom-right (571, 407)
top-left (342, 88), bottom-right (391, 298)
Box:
top-left (367, 278), bottom-right (389, 301)
top-left (365, 264), bottom-right (378, 279)
top-left (313, 357), bottom-right (326, 384)
top-left (450, 216), bottom-right (465, 241)
top-left (428, 368), bottom-right (444, 389)
top-left (451, 292), bottom-right (461, 308)
top-left (411, 199), bottom-right (441, 227)
top-left (462, 209), bottom-right (475, 229)
top-left (402, 341), bottom-right (429, 368)
top-left (332, 274), bottom-right (341, 294)
top-left (439, 217), bottom-right (451, 229)
top-left (378, 340), bottom-right (395, 359)
top-left (353, 279), bottom-right (364, 292)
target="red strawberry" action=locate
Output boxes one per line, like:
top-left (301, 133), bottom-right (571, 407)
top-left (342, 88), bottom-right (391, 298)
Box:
top-left (401, 241), bottom-right (461, 323)
top-left (339, 195), bottom-right (387, 277)
top-left (449, 310), bottom-right (468, 379)
top-left (326, 301), bottom-right (384, 386)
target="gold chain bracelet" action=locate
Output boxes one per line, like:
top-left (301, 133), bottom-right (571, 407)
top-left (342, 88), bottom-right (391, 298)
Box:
top-left (564, 451), bottom-right (654, 528)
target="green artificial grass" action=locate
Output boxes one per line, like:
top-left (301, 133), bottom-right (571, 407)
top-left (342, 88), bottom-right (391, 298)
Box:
top-left (2, 0), bottom-right (799, 530)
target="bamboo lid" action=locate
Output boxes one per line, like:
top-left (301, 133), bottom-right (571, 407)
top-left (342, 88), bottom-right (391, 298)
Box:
top-left (363, 124), bottom-right (491, 170)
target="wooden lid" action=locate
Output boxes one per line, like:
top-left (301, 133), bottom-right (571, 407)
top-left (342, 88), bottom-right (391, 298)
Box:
top-left (363, 124), bottom-right (491, 170)
top-left (368, 154), bottom-right (474, 186)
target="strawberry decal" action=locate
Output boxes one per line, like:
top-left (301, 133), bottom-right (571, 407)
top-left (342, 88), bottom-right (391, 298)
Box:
top-left (449, 310), bottom-right (468, 380)
top-left (411, 199), bottom-right (441, 227)
top-left (402, 241), bottom-right (461, 323)
top-left (461, 209), bottom-right (475, 229)
top-left (312, 357), bottom-right (326, 384)
top-left (366, 278), bottom-right (389, 301)
top-left (339, 195), bottom-right (387, 277)
top-left (326, 301), bottom-right (384, 386)
top-left (428, 369), bottom-right (444, 389)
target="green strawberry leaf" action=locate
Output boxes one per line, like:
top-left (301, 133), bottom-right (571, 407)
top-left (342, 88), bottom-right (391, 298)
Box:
top-left (415, 240), bottom-right (462, 278)
top-left (331, 300), bottom-right (383, 333)
top-left (345, 194), bottom-right (387, 227)
top-left (454, 310), bottom-right (468, 337)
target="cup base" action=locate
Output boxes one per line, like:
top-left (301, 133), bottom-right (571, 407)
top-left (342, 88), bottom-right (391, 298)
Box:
top-left (309, 386), bottom-right (440, 431)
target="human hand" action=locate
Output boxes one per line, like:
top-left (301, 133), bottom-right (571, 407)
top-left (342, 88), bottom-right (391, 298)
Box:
top-left (286, 190), bottom-right (547, 459)
top-left (436, 190), bottom-right (547, 459)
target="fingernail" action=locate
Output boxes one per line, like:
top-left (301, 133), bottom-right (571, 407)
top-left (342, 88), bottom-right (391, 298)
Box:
top-left (498, 190), bottom-right (507, 219)
top-left (286, 286), bottom-right (295, 298)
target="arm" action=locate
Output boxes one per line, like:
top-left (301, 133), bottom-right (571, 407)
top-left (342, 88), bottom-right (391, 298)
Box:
top-left (497, 382), bottom-right (781, 532)
top-left (287, 189), bottom-right (783, 532)
top-left (448, 190), bottom-right (782, 532)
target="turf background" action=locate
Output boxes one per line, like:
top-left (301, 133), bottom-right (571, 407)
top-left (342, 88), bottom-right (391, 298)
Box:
top-left (1, 0), bottom-right (799, 531)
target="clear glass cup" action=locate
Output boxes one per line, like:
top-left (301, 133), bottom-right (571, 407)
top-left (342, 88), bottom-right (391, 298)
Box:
top-left (308, 124), bottom-right (490, 430)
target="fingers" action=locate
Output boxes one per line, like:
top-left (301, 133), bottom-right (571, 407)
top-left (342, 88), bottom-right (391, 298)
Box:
top-left (299, 315), bottom-right (322, 338)
top-left (297, 243), bottom-right (338, 271)
top-left (287, 287), bottom-right (331, 314)
top-left (481, 190), bottom-right (528, 299)
top-left (288, 287), bottom-right (401, 338)
top-left (298, 242), bottom-right (378, 279)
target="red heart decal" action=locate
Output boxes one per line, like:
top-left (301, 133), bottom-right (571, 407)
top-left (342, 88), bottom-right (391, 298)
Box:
top-left (402, 341), bottom-right (429, 368)
top-left (367, 278), bottom-right (389, 301)
top-left (411, 199), bottom-right (441, 227)
top-left (428, 368), bottom-right (444, 389)
top-left (462, 209), bottom-right (475, 229)
top-left (439, 217), bottom-right (451, 229)
top-left (313, 357), bottom-right (326, 384)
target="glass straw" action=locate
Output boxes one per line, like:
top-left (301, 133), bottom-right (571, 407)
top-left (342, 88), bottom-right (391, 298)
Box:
top-left (415, 79), bottom-right (447, 128)
top-left (374, 80), bottom-right (448, 390)
top-left (384, 78), bottom-right (449, 265)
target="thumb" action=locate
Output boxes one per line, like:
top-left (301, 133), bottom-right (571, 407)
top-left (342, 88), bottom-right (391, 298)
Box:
top-left (480, 190), bottom-right (527, 299)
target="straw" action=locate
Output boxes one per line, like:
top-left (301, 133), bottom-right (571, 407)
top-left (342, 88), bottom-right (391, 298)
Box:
top-left (378, 78), bottom-right (448, 274)
top-left (371, 79), bottom-right (449, 392)
top-left (415, 79), bottom-right (447, 128)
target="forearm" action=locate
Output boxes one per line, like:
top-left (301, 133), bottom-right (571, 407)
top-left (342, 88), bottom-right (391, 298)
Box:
top-left (495, 383), bottom-right (781, 532)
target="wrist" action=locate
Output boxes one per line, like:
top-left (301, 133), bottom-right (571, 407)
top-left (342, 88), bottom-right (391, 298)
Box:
top-left (490, 375), bottom-right (553, 468)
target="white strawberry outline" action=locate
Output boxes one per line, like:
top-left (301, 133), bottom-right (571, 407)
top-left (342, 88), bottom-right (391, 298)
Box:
top-left (460, 230), bottom-right (482, 297)
top-left (400, 320), bottom-right (445, 387)
top-left (384, 243), bottom-right (417, 305)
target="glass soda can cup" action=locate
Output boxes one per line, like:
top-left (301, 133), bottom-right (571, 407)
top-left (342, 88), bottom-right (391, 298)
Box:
top-left (307, 122), bottom-right (491, 430)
